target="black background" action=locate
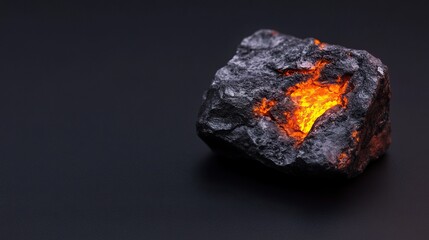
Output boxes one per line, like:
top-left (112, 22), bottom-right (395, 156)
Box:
top-left (1, 1), bottom-right (428, 239)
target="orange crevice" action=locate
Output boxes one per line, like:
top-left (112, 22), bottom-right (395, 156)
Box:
top-left (253, 98), bottom-right (276, 117)
top-left (337, 152), bottom-right (349, 170)
top-left (352, 130), bottom-right (360, 143)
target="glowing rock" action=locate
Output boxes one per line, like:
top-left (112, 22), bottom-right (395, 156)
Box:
top-left (196, 30), bottom-right (391, 177)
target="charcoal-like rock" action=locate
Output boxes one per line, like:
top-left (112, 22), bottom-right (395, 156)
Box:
top-left (197, 29), bottom-right (391, 178)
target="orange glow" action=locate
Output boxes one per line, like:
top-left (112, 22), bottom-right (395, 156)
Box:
top-left (313, 38), bottom-right (327, 50)
top-left (253, 98), bottom-right (276, 116)
top-left (352, 130), bottom-right (360, 142)
top-left (252, 59), bottom-right (349, 143)
top-left (281, 60), bottom-right (349, 141)
top-left (313, 39), bottom-right (321, 45)
top-left (337, 152), bottom-right (349, 170)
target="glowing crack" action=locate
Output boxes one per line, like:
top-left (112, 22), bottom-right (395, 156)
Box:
top-left (254, 60), bottom-right (349, 142)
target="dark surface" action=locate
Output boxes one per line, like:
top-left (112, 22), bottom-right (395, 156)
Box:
top-left (0, 1), bottom-right (428, 239)
top-left (197, 30), bottom-right (391, 177)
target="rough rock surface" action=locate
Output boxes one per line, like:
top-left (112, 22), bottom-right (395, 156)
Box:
top-left (196, 29), bottom-right (391, 178)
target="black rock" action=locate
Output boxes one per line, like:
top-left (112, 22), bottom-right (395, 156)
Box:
top-left (196, 29), bottom-right (391, 178)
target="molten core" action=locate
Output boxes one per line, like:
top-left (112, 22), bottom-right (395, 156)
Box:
top-left (254, 60), bottom-right (349, 142)
top-left (282, 60), bottom-right (349, 141)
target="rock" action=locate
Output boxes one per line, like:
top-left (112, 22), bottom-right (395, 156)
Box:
top-left (196, 29), bottom-right (391, 178)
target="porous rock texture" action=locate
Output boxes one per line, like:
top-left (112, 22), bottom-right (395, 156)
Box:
top-left (197, 29), bottom-right (391, 178)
